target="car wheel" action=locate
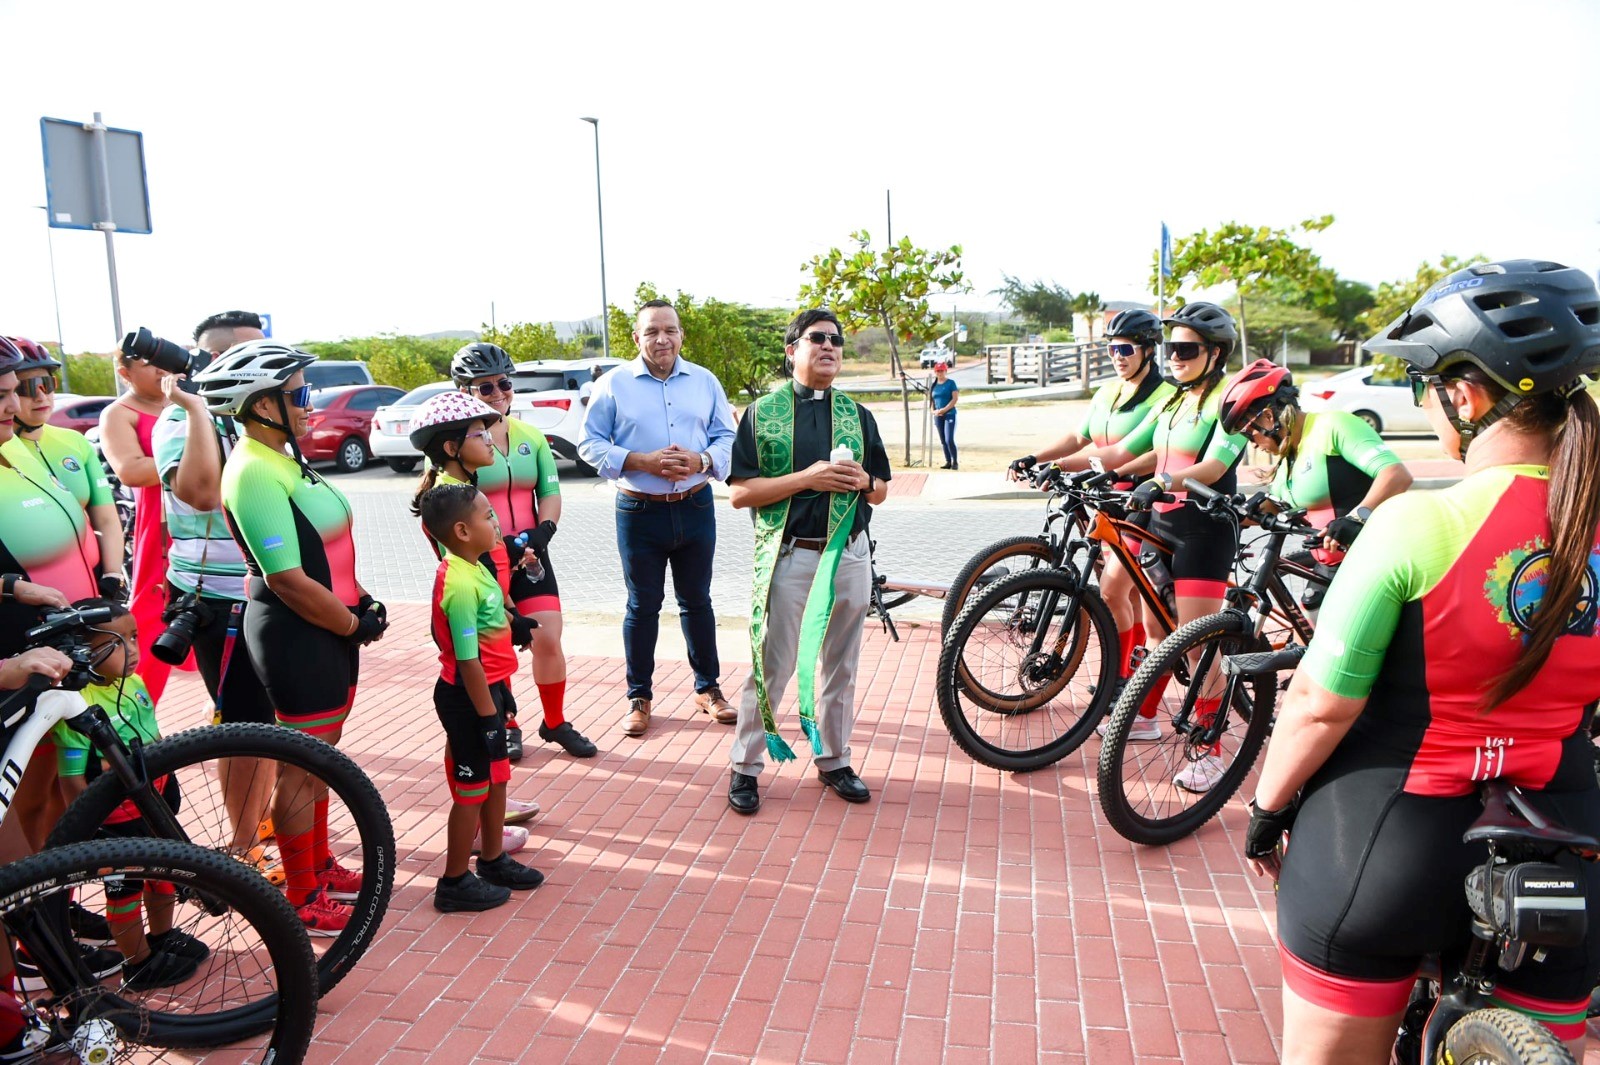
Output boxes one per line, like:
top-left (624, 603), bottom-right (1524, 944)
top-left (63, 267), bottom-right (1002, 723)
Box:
top-left (335, 437), bottom-right (370, 473)
top-left (384, 457), bottom-right (419, 473)
top-left (1353, 410), bottom-right (1383, 433)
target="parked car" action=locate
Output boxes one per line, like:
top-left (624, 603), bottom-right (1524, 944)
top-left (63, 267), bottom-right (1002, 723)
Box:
top-left (295, 384), bottom-right (404, 472)
top-left (369, 381), bottom-right (456, 472)
top-left (49, 394), bottom-right (116, 435)
top-left (919, 346), bottom-right (954, 368)
top-left (302, 360), bottom-right (374, 391)
top-left (508, 356), bottom-right (625, 475)
top-left (1298, 365), bottom-right (1429, 434)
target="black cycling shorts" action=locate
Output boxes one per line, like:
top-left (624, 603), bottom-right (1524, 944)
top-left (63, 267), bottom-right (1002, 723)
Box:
top-left (509, 545), bottom-right (560, 615)
top-left (1277, 736), bottom-right (1600, 1012)
top-left (1148, 503), bottom-right (1236, 598)
top-left (174, 587), bottom-right (275, 727)
top-left (242, 585), bottom-right (359, 736)
top-left (434, 678), bottom-right (514, 804)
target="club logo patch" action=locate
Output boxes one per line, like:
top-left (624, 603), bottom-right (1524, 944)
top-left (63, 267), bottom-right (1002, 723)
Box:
top-left (1486, 540), bottom-right (1600, 639)
top-left (61, 456), bottom-right (82, 473)
top-left (517, 443), bottom-right (532, 456)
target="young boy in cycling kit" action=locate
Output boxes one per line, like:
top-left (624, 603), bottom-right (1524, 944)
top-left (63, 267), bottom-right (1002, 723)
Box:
top-left (50, 602), bottom-right (211, 991)
top-left (422, 483), bottom-right (545, 913)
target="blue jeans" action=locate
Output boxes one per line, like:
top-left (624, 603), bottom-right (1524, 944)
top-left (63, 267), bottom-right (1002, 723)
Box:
top-left (615, 484), bottom-right (721, 700)
top-left (935, 411), bottom-right (958, 466)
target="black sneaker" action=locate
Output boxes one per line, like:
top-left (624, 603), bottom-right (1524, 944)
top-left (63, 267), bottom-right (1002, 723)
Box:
top-left (538, 721), bottom-right (597, 758)
top-left (0, 1012), bottom-right (66, 1063)
top-left (122, 947), bottom-right (201, 991)
top-left (476, 853), bottom-right (546, 891)
top-left (69, 900), bottom-right (115, 945)
top-left (433, 871), bottom-right (510, 913)
top-left (148, 928), bottom-right (211, 962)
top-left (506, 725), bottom-right (524, 762)
top-left (15, 943), bottom-right (123, 992)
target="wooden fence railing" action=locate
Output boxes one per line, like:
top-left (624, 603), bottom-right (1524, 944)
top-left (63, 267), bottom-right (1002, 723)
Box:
top-left (982, 341), bottom-right (1117, 391)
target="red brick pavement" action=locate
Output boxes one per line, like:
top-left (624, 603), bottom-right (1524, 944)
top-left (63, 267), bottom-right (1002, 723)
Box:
top-left (156, 603), bottom-right (1597, 1064)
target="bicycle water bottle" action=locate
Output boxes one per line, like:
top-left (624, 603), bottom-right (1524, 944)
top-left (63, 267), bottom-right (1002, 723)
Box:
top-left (510, 532), bottom-right (545, 582)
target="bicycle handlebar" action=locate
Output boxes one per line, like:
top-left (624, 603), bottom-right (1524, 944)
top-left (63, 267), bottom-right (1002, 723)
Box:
top-left (1183, 478), bottom-right (1314, 535)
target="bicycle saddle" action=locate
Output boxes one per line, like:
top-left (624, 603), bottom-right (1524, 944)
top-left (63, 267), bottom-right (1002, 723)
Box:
top-left (1463, 782), bottom-right (1600, 855)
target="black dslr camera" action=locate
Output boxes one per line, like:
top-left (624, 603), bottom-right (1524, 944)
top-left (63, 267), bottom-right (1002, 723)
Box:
top-left (152, 592), bottom-right (210, 666)
top-left (120, 327), bottom-right (214, 388)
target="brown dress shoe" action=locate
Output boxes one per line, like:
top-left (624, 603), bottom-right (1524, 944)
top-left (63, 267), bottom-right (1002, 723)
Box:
top-left (694, 686), bottom-right (737, 725)
top-left (621, 698), bottom-right (652, 737)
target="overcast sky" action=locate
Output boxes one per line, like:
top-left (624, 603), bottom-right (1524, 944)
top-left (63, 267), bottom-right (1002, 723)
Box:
top-left (2, 0), bottom-right (1597, 354)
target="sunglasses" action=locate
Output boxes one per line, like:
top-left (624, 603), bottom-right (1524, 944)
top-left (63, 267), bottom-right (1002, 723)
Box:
top-left (17, 375), bottom-right (57, 399)
top-left (798, 331), bottom-right (844, 348)
top-left (1108, 343), bottom-right (1140, 358)
top-left (473, 378), bottom-right (515, 397)
top-left (282, 385), bottom-right (312, 409)
top-left (1167, 341), bottom-right (1206, 361)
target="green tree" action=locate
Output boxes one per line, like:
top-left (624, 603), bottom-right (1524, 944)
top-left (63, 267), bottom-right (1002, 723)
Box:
top-left (1155, 216), bottom-right (1337, 363)
top-left (63, 352), bottom-right (115, 396)
top-left (1225, 286), bottom-right (1337, 364)
top-left (606, 284), bottom-right (788, 401)
top-left (301, 334), bottom-right (458, 384)
top-left (798, 230), bottom-right (966, 464)
top-left (1325, 278), bottom-right (1376, 342)
top-left (991, 275), bottom-right (1073, 331)
top-left (1071, 291), bottom-right (1103, 341)
top-left (480, 321), bottom-right (582, 362)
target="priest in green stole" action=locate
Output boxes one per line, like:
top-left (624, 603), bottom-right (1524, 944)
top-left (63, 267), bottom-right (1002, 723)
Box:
top-left (725, 309), bottom-right (892, 814)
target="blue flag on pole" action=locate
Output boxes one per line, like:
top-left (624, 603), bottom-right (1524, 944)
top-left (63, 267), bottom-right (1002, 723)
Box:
top-left (1160, 222), bottom-right (1172, 278)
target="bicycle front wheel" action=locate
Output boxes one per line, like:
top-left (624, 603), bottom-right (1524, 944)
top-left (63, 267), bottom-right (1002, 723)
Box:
top-left (940, 535), bottom-right (1060, 635)
top-left (1443, 1007), bottom-right (1575, 1064)
top-left (0, 837), bottom-right (317, 1058)
top-left (937, 568), bottom-right (1117, 771)
top-left (49, 722), bottom-right (395, 999)
top-left (1097, 611), bottom-right (1275, 845)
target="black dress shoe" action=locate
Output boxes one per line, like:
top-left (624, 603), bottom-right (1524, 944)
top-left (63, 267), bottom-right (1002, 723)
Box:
top-left (728, 771), bottom-right (761, 814)
top-left (817, 766), bottom-right (871, 803)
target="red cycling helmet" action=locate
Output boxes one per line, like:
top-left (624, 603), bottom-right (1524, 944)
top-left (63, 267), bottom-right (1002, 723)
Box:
top-left (1219, 359), bottom-right (1298, 435)
top-left (4, 336), bottom-right (62, 373)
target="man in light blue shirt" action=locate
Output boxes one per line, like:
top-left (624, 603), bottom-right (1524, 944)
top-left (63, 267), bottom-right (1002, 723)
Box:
top-left (579, 299), bottom-right (737, 738)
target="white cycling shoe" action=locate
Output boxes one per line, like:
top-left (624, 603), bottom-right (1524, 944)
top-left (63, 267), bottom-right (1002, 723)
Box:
top-left (1173, 753), bottom-right (1227, 793)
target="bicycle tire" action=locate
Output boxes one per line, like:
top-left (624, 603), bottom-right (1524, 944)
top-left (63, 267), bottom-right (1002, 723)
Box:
top-left (0, 836), bottom-right (317, 1058)
top-left (937, 568), bottom-right (1117, 771)
top-left (48, 722), bottom-right (395, 999)
top-left (1096, 611), bottom-right (1275, 845)
top-left (1442, 1007), bottom-right (1575, 1064)
top-left (940, 535), bottom-right (1060, 635)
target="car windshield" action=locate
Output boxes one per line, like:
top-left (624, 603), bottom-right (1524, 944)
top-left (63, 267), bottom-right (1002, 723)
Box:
top-left (396, 383), bottom-right (453, 405)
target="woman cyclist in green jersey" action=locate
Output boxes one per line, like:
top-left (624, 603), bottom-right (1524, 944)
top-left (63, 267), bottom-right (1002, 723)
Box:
top-left (1008, 308), bottom-right (1175, 682)
top-left (1246, 260), bottom-right (1600, 1063)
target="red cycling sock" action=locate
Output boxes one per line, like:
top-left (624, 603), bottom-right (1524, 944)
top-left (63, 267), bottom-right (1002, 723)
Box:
top-left (1194, 694), bottom-right (1224, 755)
top-left (1138, 674), bottom-right (1171, 719)
top-left (281, 830), bottom-right (319, 907)
top-left (313, 798), bottom-right (331, 869)
top-left (537, 680), bottom-right (567, 729)
top-left (1117, 629), bottom-right (1138, 679)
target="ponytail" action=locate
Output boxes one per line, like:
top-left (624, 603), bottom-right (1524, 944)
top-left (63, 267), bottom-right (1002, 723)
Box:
top-left (408, 434), bottom-right (469, 517)
top-left (1483, 386), bottom-right (1600, 708)
top-left (410, 465), bottom-right (441, 517)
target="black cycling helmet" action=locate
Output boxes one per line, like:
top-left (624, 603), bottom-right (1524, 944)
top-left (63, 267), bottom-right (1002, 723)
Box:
top-left (450, 342), bottom-right (515, 385)
top-left (1163, 302), bottom-right (1238, 358)
top-left (1104, 309), bottom-right (1164, 348)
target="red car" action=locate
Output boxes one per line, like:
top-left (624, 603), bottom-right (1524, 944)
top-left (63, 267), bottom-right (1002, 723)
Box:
top-left (48, 394), bottom-right (116, 435)
top-left (298, 385), bottom-right (404, 472)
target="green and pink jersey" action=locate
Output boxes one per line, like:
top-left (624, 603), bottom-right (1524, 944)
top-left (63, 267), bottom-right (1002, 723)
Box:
top-left (1303, 466), bottom-right (1600, 797)
top-left (1078, 373), bottom-right (1176, 449)
top-left (221, 436), bottom-right (359, 606)
top-left (3, 425), bottom-right (112, 512)
top-left (52, 674), bottom-right (164, 824)
top-left (431, 552), bottom-right (518, 686)
top-left (1270, 411), bottom-right (1401, 564)
top-left (0, 445), bottom-right (99, 623)
top-left (475, 418), bottom-right (559, 538)
top-left (1119, 385), bottom-right (1249, 512)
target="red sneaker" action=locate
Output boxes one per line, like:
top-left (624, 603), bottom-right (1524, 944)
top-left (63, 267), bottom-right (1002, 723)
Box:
top-left (296, 890), bottom-right (352, 937)
top-left (318, 858), bottom-right (363, 902)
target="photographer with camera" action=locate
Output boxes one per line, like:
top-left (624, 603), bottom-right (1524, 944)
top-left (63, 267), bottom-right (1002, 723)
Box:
top-left (150, 311), bottom-right (275, 857)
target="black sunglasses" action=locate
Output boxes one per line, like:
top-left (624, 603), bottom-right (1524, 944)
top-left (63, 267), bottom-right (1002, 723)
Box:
top-left (474, 378), bottom-right (515, 397)
top-left (1406, 367), bottom-right (1435, 407)
top-left (798, 331), bottom-right (844, 348)
top-left (1167, 341), bottom-right (1207, 361)
top-left (1108, 343), bottom-right (1140, 358)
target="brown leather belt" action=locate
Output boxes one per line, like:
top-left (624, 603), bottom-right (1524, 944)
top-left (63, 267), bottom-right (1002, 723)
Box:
top-left (785, 537), bottom-right (828, 552)
top-left (618, 485), bottom-right (703, 504)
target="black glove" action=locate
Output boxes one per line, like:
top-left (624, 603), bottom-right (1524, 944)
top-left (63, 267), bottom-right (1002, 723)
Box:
top-left (98, 573), bottom-right (129, 603)
top-left (509, 613), bottom-right (539, 646)
top-left (348, 604), bottom-right (388, 645)
top-left (357, 593), bottom-right (374, 614)
top-left (481, 722), bottom-right (509, 763)
top-left (1324, 514), bottom-right (1366, 549)
top-left (1128, 479), bottom-right (1168, 511)
top-left (525, 520), bottom-right (558, 553)
top-left (1008, 455), bottom-right (1037, 477)
top-left (1244, 798), bottom-right (1298, 861)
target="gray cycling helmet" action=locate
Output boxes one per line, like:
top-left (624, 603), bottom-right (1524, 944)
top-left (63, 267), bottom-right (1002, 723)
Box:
top-left (1104, 309), bottom-right (1164, 348)
top-left (450, 342), bottom-right (515, 384)
top-left (1365, 259), bottom-right (1600, 398)
top-left (191, 340), bottom-right (317, 418)
top-left (1163, 301), bottom-right (1238, 357)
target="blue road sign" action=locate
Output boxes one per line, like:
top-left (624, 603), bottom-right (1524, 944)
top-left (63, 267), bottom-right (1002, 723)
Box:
top-left (260, 313), bottom-right (273, 337)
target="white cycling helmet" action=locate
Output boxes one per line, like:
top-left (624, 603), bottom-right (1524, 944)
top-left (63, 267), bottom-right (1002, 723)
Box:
top-left (408, 390), bottom-right (502, 451)
top-left (191, 340), bottom-right (317, 418)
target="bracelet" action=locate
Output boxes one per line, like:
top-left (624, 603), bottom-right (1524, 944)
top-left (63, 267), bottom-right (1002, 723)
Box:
top-left (345, 613), bottom-right (359, 637)
top-left (1, 573), bottom-right (21, 601)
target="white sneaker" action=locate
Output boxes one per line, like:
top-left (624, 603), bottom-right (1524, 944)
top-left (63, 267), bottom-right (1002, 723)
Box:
top-left (1173, 753), bottom-right (1227, 793)
top-left (471, 825), bottom-right (529, 856)
top-left (1097, 715), bottom-right (1163, 741)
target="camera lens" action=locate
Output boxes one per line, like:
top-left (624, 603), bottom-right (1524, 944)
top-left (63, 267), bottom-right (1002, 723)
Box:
top-left (152, 607), bottom-right (202, 665)
top-left (120, 327), bottom-right (197, 377)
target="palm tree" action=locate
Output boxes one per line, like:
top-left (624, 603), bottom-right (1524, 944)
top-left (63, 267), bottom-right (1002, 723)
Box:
top-left (1072, 291), bottom-right (1103, 341)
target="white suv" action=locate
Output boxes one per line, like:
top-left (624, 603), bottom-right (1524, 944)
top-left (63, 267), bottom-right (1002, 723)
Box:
top-left (507, 356), bottom-right (625, 475)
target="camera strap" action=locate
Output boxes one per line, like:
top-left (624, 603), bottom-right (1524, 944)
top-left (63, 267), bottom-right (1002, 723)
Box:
top-left (213, 602), bottom-right (244, 718)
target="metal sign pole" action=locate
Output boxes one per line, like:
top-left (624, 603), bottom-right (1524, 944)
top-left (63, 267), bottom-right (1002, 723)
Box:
top-left (87, 112), bottom-right (123, 342)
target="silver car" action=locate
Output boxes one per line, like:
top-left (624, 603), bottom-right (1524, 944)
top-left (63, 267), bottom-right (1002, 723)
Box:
top-left (368, 381), bottom-right (456, 472)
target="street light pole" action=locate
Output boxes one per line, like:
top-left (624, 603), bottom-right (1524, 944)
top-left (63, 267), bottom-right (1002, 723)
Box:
top-left (32, 205), bottom-right (70, 390)
top-left (580, 117), bottom-right (609, 360)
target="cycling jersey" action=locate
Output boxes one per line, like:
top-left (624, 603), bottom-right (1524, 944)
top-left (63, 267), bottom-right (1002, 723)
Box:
top-left (431, 552), bottom-right (518, 686)
top-left (3, 426), bottom-right (111, 512)
top-left (0, 447), bottom-right (99, 648)
top-left (153, 407), bottom-right (247, 601)
top-left (1271, 411), bottom-right (1400, 565)
top-left (475, 418), bottom-right (559, 538)
top-left (420, 470), bottom-right (512, 601)
top-left (1078, 373), bottom-right (1176, 448)
top-left (52, 675), bottom-right (160, 778)
top-left (1119, 385), bottom-right (1248, 511)
top-left (221, 436), bottom-right (359, 607)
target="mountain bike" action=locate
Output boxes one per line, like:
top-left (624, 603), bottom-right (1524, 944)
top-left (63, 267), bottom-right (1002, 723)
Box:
top-left (0, 612), bottom-right (317, 1060)
top-left (1095, 480), bottom-right (1326, 845)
